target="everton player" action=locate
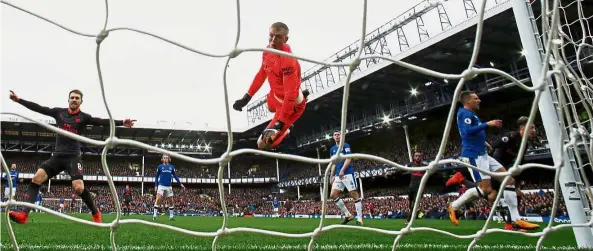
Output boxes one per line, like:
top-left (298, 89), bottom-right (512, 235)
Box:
top-left (447, 91), bottom-right (512, 226)
top-left (273, 197), bottom-right (280, 217)
top-left (122, 184), bottom-right (133, 216)
top-left (448, 116), bottom-right (539, 230)
top-left (153, 154), bottom-right (185, 221)
top-left (2, 164), bottom-right (19, 201)
top-left (7, 90), bottom-right (135, 224)
top-left (232, 22), bottom-right (309, 150)
top-left (329, 130), bottom-right (363, 225)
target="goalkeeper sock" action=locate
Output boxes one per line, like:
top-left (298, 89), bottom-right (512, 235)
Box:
top-left (451, 187), bottom-right (481, 210)
top-left (24, 183), bottom-right (41, 214)
top-left (79, 189), bottom-right (98, 215)
top-left (334, 198), bottom-right (351, 216)
top-left (503, 186), bottom-right (520, 221)
top-left (169, 207), bottom-right (174, 218)
top-left (153, 205), bottom-right (159, 217)
top-left (354, 199), bottom-right (363, 221)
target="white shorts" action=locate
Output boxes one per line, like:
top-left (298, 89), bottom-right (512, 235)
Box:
top-left (331, 173), bottom-right (357, 192)
top-left (4, 187), bottom-right (16, 199)
top-left (157, 185), bottom-right (174, 197)
top-left (461, 154), bottom-right (504, 182)
top-left (273, 207), bottom-right (279, 212)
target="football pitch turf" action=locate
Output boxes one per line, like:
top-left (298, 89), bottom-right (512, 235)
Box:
top-left (0, 214), bottom-right (581, 251)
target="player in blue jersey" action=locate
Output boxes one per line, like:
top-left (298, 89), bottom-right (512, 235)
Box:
top-left (273, 197), bottom-right (280, 217)
top-left (448, 91), bottom-right (520, 227)
top-left (153, 154), bottom-right (185, 220)
top-left (59, 198), bottom-right (65, 213)
top-left (329, 130), bottom-right (364, 225)
top-left (2, 164), bottom-right (19, 202)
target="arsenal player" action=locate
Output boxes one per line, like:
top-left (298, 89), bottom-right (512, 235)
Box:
top-left (7, 90), bottom-right (135, 224)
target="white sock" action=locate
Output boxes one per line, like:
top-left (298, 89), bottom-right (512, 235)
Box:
top-left (169, 207), bottom-right (174, 218)
top-left (452, 187), bottom-right (481, 210)
top-left (334, 198), bottom-right (351, 216)
top-left (153, 205), bottom-right (159, 217)
top-left (354, 199), bottom-right (363, 221)
top-left (504, 187), bottom-right (520, 221)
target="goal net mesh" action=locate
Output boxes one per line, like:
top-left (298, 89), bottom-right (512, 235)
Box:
top-left (1, 0), bottom-right (592, 250)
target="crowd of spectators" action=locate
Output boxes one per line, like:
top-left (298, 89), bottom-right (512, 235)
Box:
top-left (5, 178), bottom-right (562, 221)
top-left (2, 114), bottom-right (560, 220)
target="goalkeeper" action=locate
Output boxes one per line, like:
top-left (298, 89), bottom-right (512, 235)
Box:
top-left (232, 22), bottom-right (309, 150)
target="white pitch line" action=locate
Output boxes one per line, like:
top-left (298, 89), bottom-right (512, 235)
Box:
top-left (0, 243), bottom-right (578, 251)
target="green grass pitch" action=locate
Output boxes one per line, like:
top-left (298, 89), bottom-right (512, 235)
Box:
top-left (0, 213), bottom-right (579, 251)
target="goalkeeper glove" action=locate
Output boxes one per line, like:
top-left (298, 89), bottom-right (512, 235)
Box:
top-left (233, 93), bottom-right (252, 111)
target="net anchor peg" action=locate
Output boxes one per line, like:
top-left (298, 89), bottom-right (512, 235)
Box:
top-left (96, 30), bottom-right (109, 44)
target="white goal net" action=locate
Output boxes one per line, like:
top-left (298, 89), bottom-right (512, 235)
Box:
top-left (1, 0), bottom-right (592, 251)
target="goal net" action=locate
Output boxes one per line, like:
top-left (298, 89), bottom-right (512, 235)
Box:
top-left (1, 0), bottom-right (592, 250)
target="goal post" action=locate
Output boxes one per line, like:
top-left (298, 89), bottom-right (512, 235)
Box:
top-left (41, 198), bottom-right (84, 214)
top-left (511, 0), bottom-right (593, 247)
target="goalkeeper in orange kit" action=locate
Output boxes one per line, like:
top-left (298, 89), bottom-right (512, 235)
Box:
top-left (233, 22), bottom-right (309, 150)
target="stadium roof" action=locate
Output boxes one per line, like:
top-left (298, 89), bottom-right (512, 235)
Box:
top-left (0, 117), bottom-right (249, 155)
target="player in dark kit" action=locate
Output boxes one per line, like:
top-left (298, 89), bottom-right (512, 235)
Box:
top-left (7, 90), bottom-right (135, 224)
top-left (405, 152), bottom-right (425, 224)
top-left (122, 185), bottom-right (133, 216)
top-left (386, 151), bottom-right (427, 224)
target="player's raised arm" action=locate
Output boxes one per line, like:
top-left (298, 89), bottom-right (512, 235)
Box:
top-left (9, 91), bottom-right (57, 117)
top-left (84, 113), bottom-right (135, 128)
top-left (457, 112), bottom-right (501, 136)
top-left (232, 63), bottom-right (267, 112)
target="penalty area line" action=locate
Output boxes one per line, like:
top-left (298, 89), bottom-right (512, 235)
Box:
top-left (0, 243), bottom-right (578, 251)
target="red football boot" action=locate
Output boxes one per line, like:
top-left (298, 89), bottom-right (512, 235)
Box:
top-left (92, 211), bottom-right (102, 223)
top-left (8, 211), bottom-right (29, 224)
top-left (446, 172), bottom-right (465, 187)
